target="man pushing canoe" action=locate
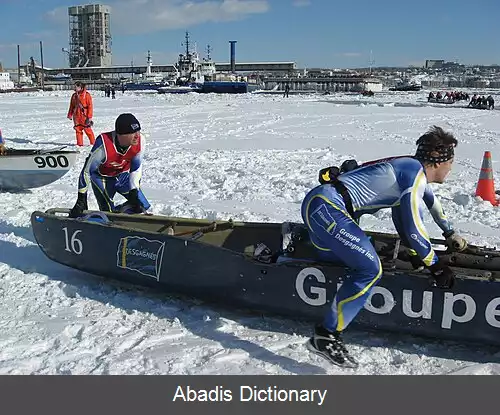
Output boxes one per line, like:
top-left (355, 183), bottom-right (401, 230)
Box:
top-left (301, 125), bottom-right (468, 368)
top-left (69, 113), bottom-right (151, 218)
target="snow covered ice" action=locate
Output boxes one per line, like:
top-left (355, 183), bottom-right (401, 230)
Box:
top-left (1, 89), bottom-right (500, 375)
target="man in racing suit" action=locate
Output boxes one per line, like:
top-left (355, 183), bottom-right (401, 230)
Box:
top-left (302, 125), bottom-right (467, 367)
top-left (68, 113), bottom-right (150, 218)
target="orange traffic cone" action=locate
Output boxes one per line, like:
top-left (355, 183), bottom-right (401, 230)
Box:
top-left (475, 151), bottom-right (499, 206)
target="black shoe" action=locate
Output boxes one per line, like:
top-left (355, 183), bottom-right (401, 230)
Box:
top-left (306, 325), bottom-right (358, 369)
top-left (408, 254), bottom-right (425, 271)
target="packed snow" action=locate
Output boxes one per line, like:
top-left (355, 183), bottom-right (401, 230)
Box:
top-left (1, 89), bottom-right (500, 375)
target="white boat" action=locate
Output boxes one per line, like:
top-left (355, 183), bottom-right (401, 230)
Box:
top-left (46, 73), bottom-right (72, 82)
top-left (0, 147), bottom-right (78, 191)
top-left (123, 51), bottom-right (171, 91)
top-left (0, 72), bottom-right (15, 90)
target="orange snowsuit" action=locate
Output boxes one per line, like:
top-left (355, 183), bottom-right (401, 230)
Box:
top-left (67, 88), bottom-right (96, 146)
top-left (0, 128), bottom-right (6, 155)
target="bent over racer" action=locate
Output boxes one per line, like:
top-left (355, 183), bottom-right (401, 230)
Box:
top-left (302, 126), bottom-right (467, 367)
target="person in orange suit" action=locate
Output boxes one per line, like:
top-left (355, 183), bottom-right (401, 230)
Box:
top-left (67, 81), bottom-right (96, 146)
top-left (0, 128), bottom-right (6, 156)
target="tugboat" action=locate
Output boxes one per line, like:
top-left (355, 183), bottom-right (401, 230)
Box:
top-left (158, 34), bottom-right (207, 94)
top-left (158, 32), bottom-right (250, 95)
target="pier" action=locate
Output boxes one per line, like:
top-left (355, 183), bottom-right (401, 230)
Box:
top-left (35, 62), bottom-right (296, 80)
top-left (262, 76), bottom-right (383, 92)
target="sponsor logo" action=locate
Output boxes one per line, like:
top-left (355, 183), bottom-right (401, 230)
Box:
top-left (116, 236), bottom-right (165, 280)
top-left (109, 160), bottom-right (127, 169)
top-left (411, 233), bottom-right (428, 249)
top-left (333, 228), bottom-right (376, 261)
top-left (295, 267), bottom-right (500, 330)
top-left (310, 204), bottom-right (337, 235)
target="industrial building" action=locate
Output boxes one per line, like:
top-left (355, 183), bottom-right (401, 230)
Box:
top-left (68, 4), bottom-right (112, 67)
top-left (425, 60), bottom-right (444, 69)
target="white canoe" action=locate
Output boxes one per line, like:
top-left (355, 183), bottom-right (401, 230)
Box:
top-left (0, 148), bottom-right (78, 191)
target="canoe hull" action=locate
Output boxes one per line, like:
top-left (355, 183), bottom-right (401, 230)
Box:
top-left (0, 149), bottom-right (78, 190)
top-left (31, 209), bottom-right (500, 346)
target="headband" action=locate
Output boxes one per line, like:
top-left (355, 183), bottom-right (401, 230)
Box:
top-left (415, 143), bottom-right (454, 163)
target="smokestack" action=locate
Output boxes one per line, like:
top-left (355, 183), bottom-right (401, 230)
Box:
top-left (39, 41), bottom-right (45, 91)
top-left (17, 44), bottom-right (21, 87)
top-left (229, 40), bottom-right (237, 73)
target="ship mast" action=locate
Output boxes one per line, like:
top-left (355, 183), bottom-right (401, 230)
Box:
top-left (184, 31), bottom-right (190, 56)
top-left (146, 50), bottom-right (152, 75)
top-left (206, 44), bottom-right (212, 61)
top-left (368, 50), bottom-right (375, 76)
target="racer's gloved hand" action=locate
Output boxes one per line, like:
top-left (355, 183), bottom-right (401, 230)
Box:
top-left (428, 260), bottom-right (455, 289)
top-left (127, 189), bottom-right (143, 213)
top-left (318, 166), bottom-right (340, 184)
top-left (0, 144), bottom-right (6, 156)
top-left (69, 193), bottom-right (88, 218)
top-left (443, 230), bottom-right (468, 252)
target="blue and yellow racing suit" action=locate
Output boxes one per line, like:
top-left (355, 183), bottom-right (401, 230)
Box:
top-left (301, 156), bottom-right (452, 332)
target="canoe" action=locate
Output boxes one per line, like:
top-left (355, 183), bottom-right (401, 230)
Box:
top-left (0, 148), bottom-right (78, 191)
top-left (466, 103), bottom-right (491, 110)
top-left (427, 98), bottom-right (456, 104)
top-left (31, 208), bottom-right (500, 346)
